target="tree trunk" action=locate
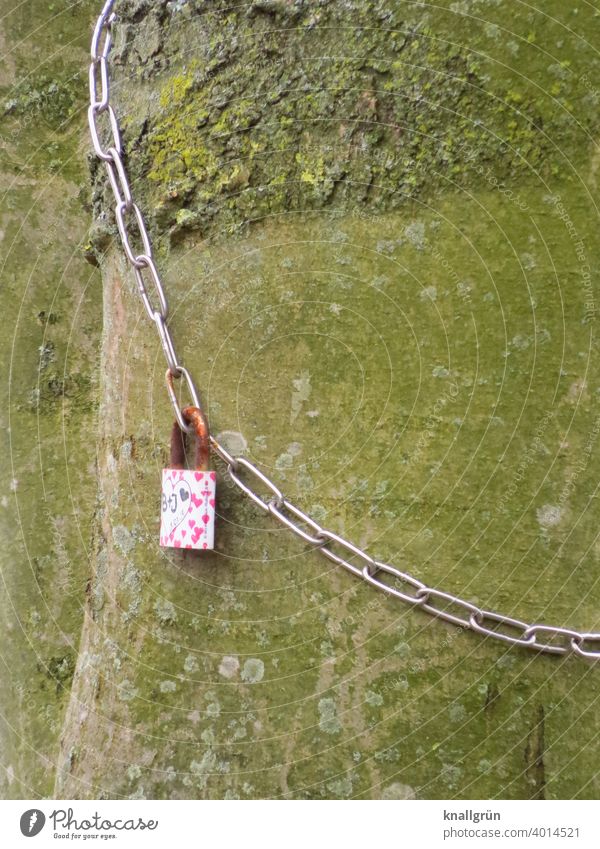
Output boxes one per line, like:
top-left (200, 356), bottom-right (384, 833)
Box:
top-left (2, 0), bottom-right (600, 800)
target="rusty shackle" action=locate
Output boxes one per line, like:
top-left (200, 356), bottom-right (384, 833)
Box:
top-left (169, 405), bottom-right (210, 471)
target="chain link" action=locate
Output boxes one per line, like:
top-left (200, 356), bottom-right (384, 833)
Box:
top-left (154, 314), bottom-right (180, 374)
top-left (134, 255), bottom-right (168, 321)
top-left (106, 146), bottom-right (132, 209)
top-left (89, 2), bottom-right (600, 660)
top-left (227, 457), bottom-right (285, 513)
top-left (221, 452), bottom-right (600, 658)
top-left (267, 499), bottom-right (325, 546)
top-left (165, 367), bottom-right (201, 433)
top-left (362, 562), bottom-right (429, 606)
top-left (88, 0), bottom-right (200, 431)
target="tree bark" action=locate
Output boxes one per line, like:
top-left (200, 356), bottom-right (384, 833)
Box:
top-left (2, 0), bottom-right (600, 800)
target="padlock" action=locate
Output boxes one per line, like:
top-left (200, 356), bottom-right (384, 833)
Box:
top-left (159, 405), bottom-right (216, 550)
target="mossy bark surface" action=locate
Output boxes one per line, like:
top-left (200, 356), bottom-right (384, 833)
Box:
top-left (2, 0), bottom-right (600, 799)
top-left (0, 0), bottom-right (101, 798)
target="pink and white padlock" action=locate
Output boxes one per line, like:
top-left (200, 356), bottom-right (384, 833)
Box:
top-left (159, 406), bottom-right (216, 550)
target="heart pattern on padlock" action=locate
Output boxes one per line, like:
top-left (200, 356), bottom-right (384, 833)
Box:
top-left (160, 405), bottom-right (216, 551)
top-left (160, 468), bottom-right (216, 550)
top-left (161, 474), bottom-right (192, 538)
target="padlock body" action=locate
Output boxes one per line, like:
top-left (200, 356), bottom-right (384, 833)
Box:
top-left (160, 468), bottom-right (216, 550)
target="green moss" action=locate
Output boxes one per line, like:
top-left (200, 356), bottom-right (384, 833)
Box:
top-left (4, 0), bottom-right (600, 802)
top-left (2, 66), bottom-right (82, 128)
top-left (106, 0), bottom-right (599, 244)
top-left (159, 64), bottom-right (198, 109)
top-left (46, 654), bottom-right (76, 693)
top-left (0, 0), bottom-right (101, 799)
top-left (61, 174), bottom-right (600, 798)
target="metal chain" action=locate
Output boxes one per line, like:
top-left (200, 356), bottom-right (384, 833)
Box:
top-left (88, 0), bottom-right (196, 432)
top-left (89, 1), bottom-right (600, 659)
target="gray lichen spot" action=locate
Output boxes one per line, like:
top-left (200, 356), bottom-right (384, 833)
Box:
top-left (309, 504), bottom-right (327, 524)
top-left (129, 786), bottom-right (146, 800)
top-left (512, 334), bottom-right (531, 351)
top-left (440, 763), bottom-right (463, 790)
top-left (127, 764), bottom-right (142, 782)
top-left (420, 286), bottom-right (437, 301)
top-left (112, 524), bottom-right (136, 555)
top-left (380, 782), bottom-right (416, 800)
top-left (241, 658), bottom-right (264, 683)
top-left (215, 430), bottom-right (248, 456)
top-left (290, 370), bottom-right (311, 423)
top-left (326, 776), bottom-right (353, 797)
top-left (154, 598), bottom-right (178, 625)
top-left (187, 752), bottom-right (218, 790)
top-left (536, 504), bottom-right (563, 528)
top-left (275, 452), bottom-right (294, 472)
top-left (365, 690), bottom-right (384, 707)
top-left (90, 582), bottom-right (105, 614)
top-left (120, 565), bottom-right (141, 597)
top-left (116, 679), bottom-right (138, 702)
top-left (218, 655), bottom-right (240, 678)
top-left (120, 439), bottom-right (133, 460)
top-left (184, 653), bottom-right (199, 673)
top-left (394, 641), bottom-right (411, 657)
top-left (390, 675), bottom-right (409, 693)
top-left (448, 702), bottom-right (467, 723)
top-left (201, 728), bottom-right (215, 746)
top-left (320, 640), bottom-right (334, 657)
top-left (206, 700), bottom-right (221, 718)
top-left (484, 21), bottom-right (501, 39)
top-left (521, 251), bottom-right (537, 270)
top-left (318, 698), bottom-right (342, 734)
top-left (224, 789), bottom-right (240, 800)
top-left (404, 221), bottom-right (426, 250)
top-left (296, 465), bottom-right (314, 492)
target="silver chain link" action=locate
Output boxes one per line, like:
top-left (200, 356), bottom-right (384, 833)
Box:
top-left (89, 1), bottom-right (600, 659)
